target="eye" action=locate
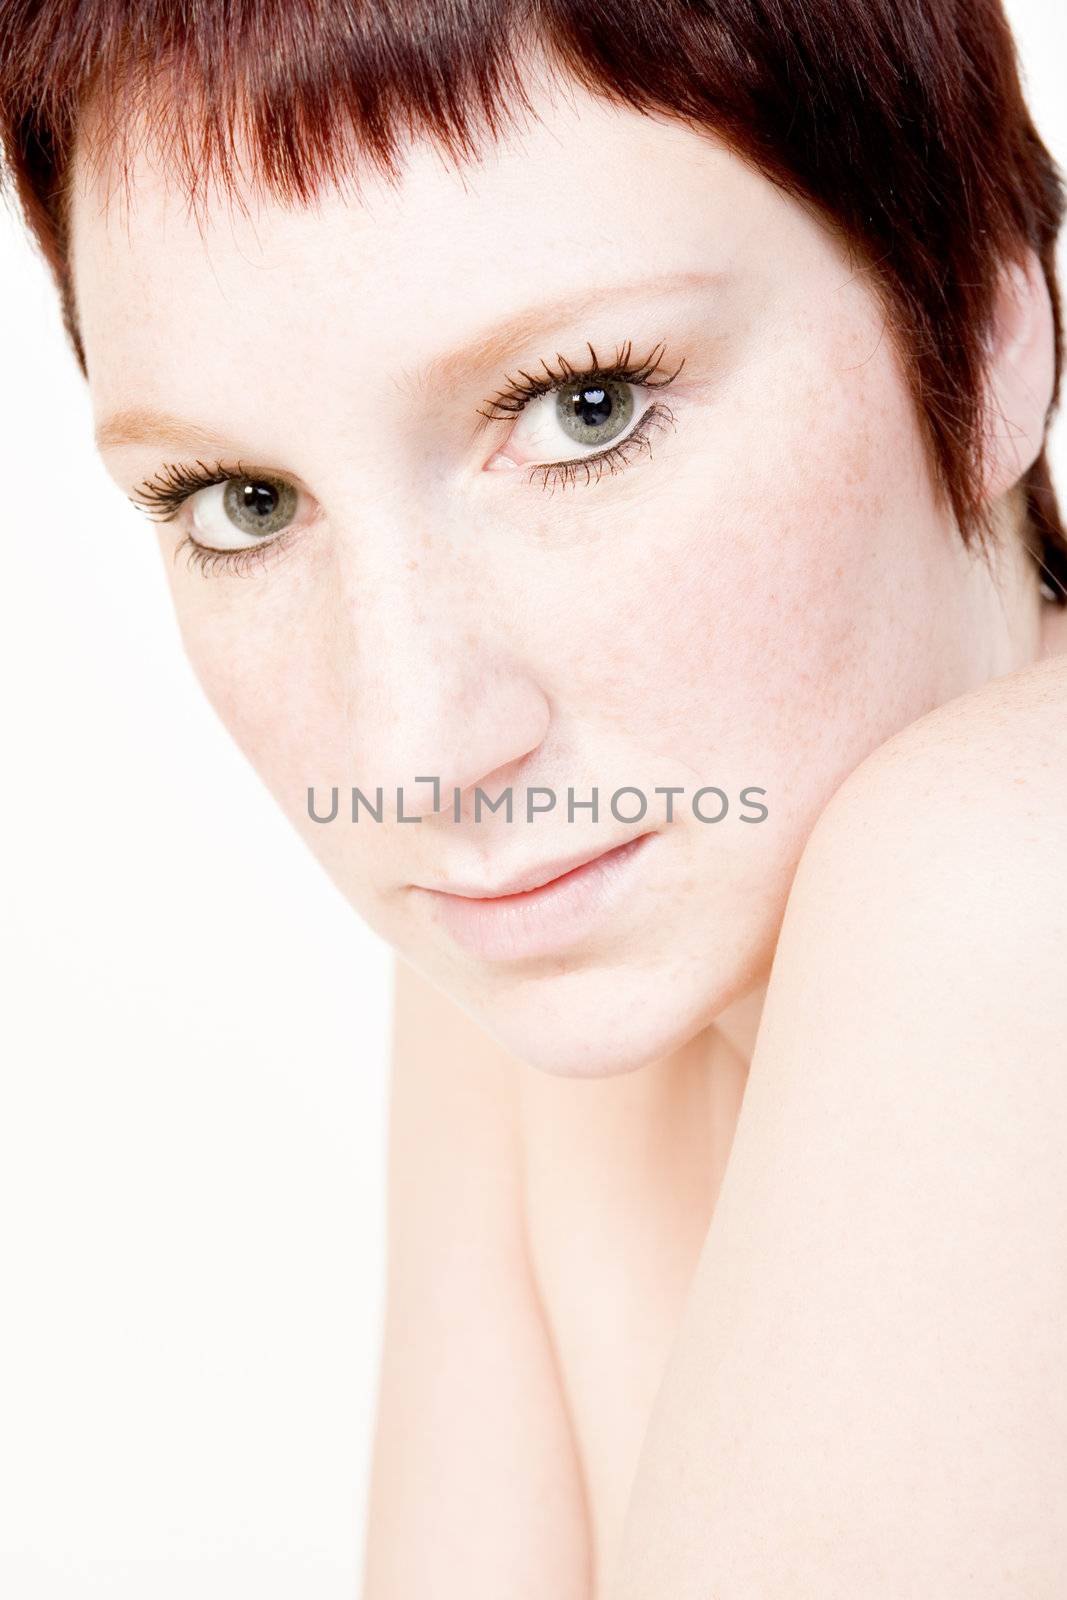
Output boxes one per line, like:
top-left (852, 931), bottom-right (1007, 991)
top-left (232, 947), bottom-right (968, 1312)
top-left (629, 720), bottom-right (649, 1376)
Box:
top-left (552, 377), bottom-right (636, 447)
top-left (492, 377), bottom-right (645, 469)
top-left (189, 474), bottom-right (300, 551)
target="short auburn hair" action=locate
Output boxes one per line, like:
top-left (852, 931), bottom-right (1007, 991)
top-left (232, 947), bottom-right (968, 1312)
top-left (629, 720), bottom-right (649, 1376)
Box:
top-left (1, 0), bottom-right (1065, 602)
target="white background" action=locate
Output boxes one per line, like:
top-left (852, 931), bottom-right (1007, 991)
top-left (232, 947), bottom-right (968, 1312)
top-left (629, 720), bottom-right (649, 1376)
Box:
top-left (1, 4), bottom-right (1064, 1594)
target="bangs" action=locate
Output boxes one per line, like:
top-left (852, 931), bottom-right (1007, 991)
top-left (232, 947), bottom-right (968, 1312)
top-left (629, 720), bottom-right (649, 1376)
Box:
top-left (11, 0), bottom-right (549, 213)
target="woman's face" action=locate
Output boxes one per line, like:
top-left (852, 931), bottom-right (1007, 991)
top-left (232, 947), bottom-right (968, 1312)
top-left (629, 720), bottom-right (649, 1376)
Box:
top-left (71, 74), bottom-right (1029, 1076)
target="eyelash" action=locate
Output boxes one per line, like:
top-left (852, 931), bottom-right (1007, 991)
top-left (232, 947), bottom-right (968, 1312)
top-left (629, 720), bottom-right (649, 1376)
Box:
top-left (482, 339), bottom-right (682, 494)
top-left (130, 340), bottom-right (684, 577)
top-left (129, 460), bottom-right (298, 579)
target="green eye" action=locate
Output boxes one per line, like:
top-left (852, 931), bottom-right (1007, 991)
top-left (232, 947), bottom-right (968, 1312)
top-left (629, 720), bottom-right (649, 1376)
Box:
top-left (555, 378), bottom-right (635, 447)
top-left (221, 476), bottom-right (298, 537)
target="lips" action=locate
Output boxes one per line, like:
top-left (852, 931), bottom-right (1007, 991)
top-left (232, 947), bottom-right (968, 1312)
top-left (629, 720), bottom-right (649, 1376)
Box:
top-left (409, 831), bottom-right (657, 962)
top-left (417, 835), bottom-right (650, 900)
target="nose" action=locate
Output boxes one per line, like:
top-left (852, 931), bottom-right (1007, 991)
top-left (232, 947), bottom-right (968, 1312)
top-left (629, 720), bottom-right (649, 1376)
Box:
top-left (334, 554), bottom-right (552, 820)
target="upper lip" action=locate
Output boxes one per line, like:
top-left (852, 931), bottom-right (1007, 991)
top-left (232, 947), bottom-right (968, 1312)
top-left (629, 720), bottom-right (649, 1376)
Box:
top-left (414, 833), bottom-right (651, 900)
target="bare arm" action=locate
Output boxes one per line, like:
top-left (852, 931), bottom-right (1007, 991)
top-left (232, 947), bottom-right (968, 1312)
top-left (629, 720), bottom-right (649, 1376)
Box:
top-left (608, 657), bottom-right (1067, 1600)
top-left (360, 954), bottom-right (593, 1599)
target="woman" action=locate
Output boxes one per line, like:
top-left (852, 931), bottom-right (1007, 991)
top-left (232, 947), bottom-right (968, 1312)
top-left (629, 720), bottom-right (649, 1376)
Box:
top-left (2, 1), bottom-right (1065, 1594)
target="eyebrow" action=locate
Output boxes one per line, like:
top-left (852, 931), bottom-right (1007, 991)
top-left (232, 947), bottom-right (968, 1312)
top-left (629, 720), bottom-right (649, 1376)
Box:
top-left (95, 410), bottom-right (240, 456)
top-left (94, 268), bottom-right (719, 455)
top-left (410, 268), bottom-right (719, 395)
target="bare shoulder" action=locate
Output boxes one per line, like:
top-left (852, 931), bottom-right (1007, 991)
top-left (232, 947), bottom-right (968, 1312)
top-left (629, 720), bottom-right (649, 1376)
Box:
top-left (788, 652), bottom-right (1067, 996)
top-left (817, 650), bottom-right (1067, 827)
top-left (607, 657), bottom-right (1067, 1600)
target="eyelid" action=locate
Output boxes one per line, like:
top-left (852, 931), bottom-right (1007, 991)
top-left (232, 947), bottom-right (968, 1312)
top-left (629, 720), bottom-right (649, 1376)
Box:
top-left (131, 458), bottom-right (245, 522)
top-left (130, 459), bottom-right (315, 525)
top-left (130, 461), bottom-right (316, 580)
top-left (528, 400), bottom-right (677, 492)
top-left (172, 525), bottom-right (305, 579)
top-left (477, 339), bottom-right (684, 492)
top-left (478, 338), bottom-right (686, 421)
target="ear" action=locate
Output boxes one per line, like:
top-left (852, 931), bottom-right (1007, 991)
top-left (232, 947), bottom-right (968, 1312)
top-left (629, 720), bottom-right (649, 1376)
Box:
top-left (980, 249), bottom-right (1056, 501)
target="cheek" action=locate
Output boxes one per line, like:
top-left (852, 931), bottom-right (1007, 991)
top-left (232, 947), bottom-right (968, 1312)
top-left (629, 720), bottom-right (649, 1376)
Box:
top-left (164, 567), bottom-right (346, 816)
top-left (173, 595), bottom-right (401, 913)
top-left (545, 331), bottom-right (949, 812)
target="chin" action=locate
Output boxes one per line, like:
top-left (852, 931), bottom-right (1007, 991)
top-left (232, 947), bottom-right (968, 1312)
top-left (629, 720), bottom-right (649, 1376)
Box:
top-left (459, 957), bottom-right (739, 1079)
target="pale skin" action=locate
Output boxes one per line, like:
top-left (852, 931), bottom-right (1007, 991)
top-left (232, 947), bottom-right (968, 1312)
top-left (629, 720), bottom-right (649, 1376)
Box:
top-left (68, 63), bottom-right (1067, 1599)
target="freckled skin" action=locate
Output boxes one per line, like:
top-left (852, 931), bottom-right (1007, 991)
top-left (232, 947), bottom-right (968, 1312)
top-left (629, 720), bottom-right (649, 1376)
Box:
top-left (71, 77), bottom-right (1047, 1078)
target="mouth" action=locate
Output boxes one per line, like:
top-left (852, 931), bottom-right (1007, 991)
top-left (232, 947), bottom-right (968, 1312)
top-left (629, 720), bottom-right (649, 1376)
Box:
top-left (409, 831), bottom-right (658, 963)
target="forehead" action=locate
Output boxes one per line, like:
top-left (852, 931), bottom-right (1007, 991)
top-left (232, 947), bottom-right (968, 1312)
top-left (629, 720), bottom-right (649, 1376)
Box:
top-left (69, 80), bottom-right (801, 416)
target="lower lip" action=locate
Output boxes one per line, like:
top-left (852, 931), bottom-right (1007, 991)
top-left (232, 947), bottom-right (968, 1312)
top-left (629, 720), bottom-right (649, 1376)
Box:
top-left (414, 832), bottom-right (656, 962)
